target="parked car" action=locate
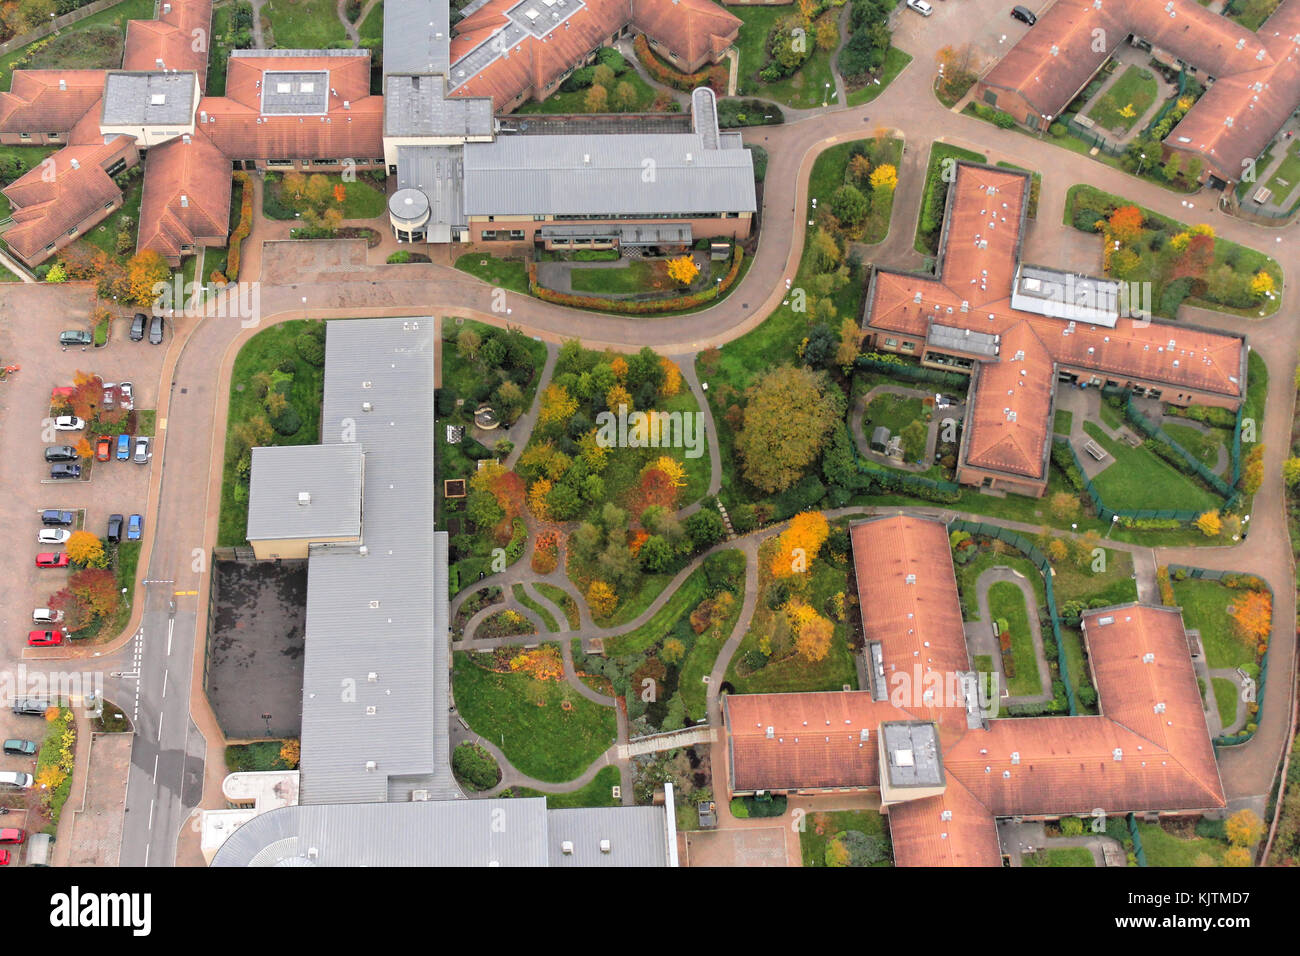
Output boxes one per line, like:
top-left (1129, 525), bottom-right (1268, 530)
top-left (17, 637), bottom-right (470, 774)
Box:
top-left (95, 435), bottom-right (112, 461)
top-left (1011, 4), bottom-right (1036, 24)
top-left (127, 514), bottom-right (143, 541)
top-left (119, 382), bottom-right (134, 409)
top-left (0, 772), bottom-right (33, 790)
top-left (50, 386), bottom-right (74, 403)
top-left (52, 415), bottom-right (84, 431)
top-left (40, 510), bottom-right (74, 527)
top-left (906, 0), bottom-right (933, 14)
top-left (130, 313), bottom-right (146, 341)
top-left (934, 393), bottom-right (962, 409)
top-left (43, 445), bottom-right (78, 463)
top-left (133, 436), bottom-right (152, 464)
top-left (149, 314), bottom-right (164, 345)
top-left (0, 850), bottom-right (8, 866)
top-left (35, 553), bottom-right (70, 569)
top-left (49, 463), bottom-right (81, 480)
top-left (11, 698), bottom-right (50, 716)
top-left (102, 384), bottom-right (115, 409)
top-left (37, 528), bottom-right (70, 545)
top-left (32, 608), bottom-right (63, 625)
top-left (27, 630), bottom-right (63, 647)
top-left (116, 433), bottom-right (131, 461)
top-left (2, 740), bottom-right (36, 757)
top-left (58, 330), bottom-right (92, 347)
top-left (107, 514), bottom-right (123, 544)
top-left (0, 829), bottom-right (26, 845)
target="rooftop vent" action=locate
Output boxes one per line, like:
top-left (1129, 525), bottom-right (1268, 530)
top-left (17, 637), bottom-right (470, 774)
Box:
top-left (298, 491), bottom-right (311, 506)
top-left (599, 840), bottom-right (611, 854)
top-left (151, 93), bottom-right (166, 106)
top-left (765, 726), bottom-right (774, 739)
top-left (362, 401), bottom-right (373, 412)
top-left (367, 672), bottom-right (378, 682)
top-left (58, 79), bottom-right (66, 91)
top-left (561, 841), bottom-right (574, 855)
top-left (365, 760), bottom-right (377, 770)
top-left (70, 158), bottom-right (79, 169)
top-left (180, 193), bottom-right (189, 206)
top-left (1112, 748), bottom-right (1123, 762)
top-left (1142, 652), bottom-right (1155, 664)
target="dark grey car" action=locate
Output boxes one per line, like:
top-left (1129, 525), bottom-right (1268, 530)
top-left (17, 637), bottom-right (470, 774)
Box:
top-left (49, 463), bottom-right (81, 479)
top-left (43, 445), bottom-right (78, 462)
top-left (130, 313), bottom-right (147, 341)
top-left (149, 314), bottom-right (164, 345)
top-left (107, 513), bottom-right (123, 543)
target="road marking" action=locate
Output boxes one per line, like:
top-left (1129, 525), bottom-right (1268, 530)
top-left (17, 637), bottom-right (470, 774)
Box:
top-left (172, 589), bottom-right (198, 596)
top-left (167, 617), bottom-right (174, 656)
top-left (157, 712), bottom-right (164, 742)
top-left (162, 670), bottom-right (168, 699)
top-left (148, 798), bottom-right (155, 830)
top-left (152, 754), bottom-right (158, 783)
top-left (144, 843), bottom-right (150, 867)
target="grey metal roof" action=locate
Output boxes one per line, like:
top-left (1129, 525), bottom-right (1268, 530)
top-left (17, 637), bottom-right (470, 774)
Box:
top-left (100, 71), bottom-right (197, 127)
top-left (462, 133), bottom-right (757, 216)
top-left (537, 223), bottom-right (692, 245)
top-left (211, 799), bottom-right (549, 866)
top-left (396, 145), bottom-right (465, 242)
top-left (691, 87), bottom-right (720, 149)
top-left (298, 318), bottom-right (460, 806)
top-left (449, 0), bottom-right (586, 90)
top-left (495, 113), bottom-right (694, 136)
top-left (384, 74), bottom-right (494, 137)
top-left (546, 807), bottom-right (670, 867)
top-left (245, 443), bottom-right (363, 543)
top-left (260, 71), bottom-right (330, 116)
top-left (927, 322), bottom-right (1001, 357)
top-left (881, 721), bottom-right (945, 789)
top-left (384, 0), bottom-right (451, 76)
top-left (1011, 264), bottom-right (1120, 327)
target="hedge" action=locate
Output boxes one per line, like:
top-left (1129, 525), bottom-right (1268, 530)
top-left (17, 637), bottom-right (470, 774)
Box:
top-left (226, 171), bottom-right (254, 281)
top-left (633, 34), bottom-right (726, 93)
top-left (528, 247), bottom-right (744, 314)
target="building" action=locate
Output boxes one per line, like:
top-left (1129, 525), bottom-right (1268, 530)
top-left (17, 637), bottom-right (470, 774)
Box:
top-left (975, 0), bottom-right (1300, 186)
top-left (862, 162), bottom-right (1246, 497)
top-left (207, 317), bottom-right (676, 866)
top-left (722, 515), bottom-right (1226, 867)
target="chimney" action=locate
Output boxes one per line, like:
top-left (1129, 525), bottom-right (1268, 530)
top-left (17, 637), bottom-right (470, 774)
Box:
top-left (69, 158), bottom-right (79, 169)
top-left (163, 2), bottom-right (171, 12)
top-left (156, 59), bottom-right (165, 70)
top-left (343, 100), bottom-right (350, 109)
top-left (199, 110), bottom-right (207, 123)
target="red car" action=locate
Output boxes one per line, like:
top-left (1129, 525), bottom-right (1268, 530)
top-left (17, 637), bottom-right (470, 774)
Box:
top-left (0, 829), bottom-right (25, 845)
top-left (27, 630), bottom-right (63, 647)
top-left (95, 434), bottom-right (112, 462)
top-left (35, 553), bottom-right (70, 569)
top-left (0, 849), bottom-right (9, 866)
top-left (50, 386), bottom-right (74, 402)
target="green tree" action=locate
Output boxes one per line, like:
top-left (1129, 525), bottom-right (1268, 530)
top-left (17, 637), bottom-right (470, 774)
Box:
top-left (831, 184), bottom-right (869, 226)
top-left (735, 366), bottom-right (845, 493)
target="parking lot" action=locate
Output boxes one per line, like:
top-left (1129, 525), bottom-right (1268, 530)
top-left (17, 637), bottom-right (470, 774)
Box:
top-left (0, 283), bottom-right (169, 764)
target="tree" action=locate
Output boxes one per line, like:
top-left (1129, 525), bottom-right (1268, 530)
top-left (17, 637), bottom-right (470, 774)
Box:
top-left (661, 637), bottom-right (686, 665)
top-left (126, 250), bottom-right (171, 305)
top-left (1283, 456), bottom-right (1300, 488)
top-left (835, 317), bottom-right (861, 367)
top-left (456, 328), bottom-right (482, 361)
top-left (1242, 444), bottom-right (1265, 495)
top-left (1047, 537), bottom-right (1069, 564)
top-left (685, 509), bottom-right (725, 550)
top-left (1162, 152), bottom-right (1183, 183)
top-left (592, 64), bottom-right (616, 90)
top-left (69, 568), bottom-right (119, 619)
top-left (584, 83), bottom-right (609, 113)
top-left (660, 357), bottom-right (682, 396)
top-left (1222, 846), bottom-right (1252, 867)
top-left (801, 323), bottom-right (838, 368)
top-left (1049, 491), bottom-right (1080, 520)
top-left (1231, 588), bottom-right (1272, 646)
top-left (900, 420), bottom-right (927, 461)
top-left (666, 255), bottom-right (699, 286)
top-left (304, 173), bottom-right (333, 209)
top-left (735, 366), bottom-right (845, 493)
top-left (282, 170), bottom-right (308, 199)
top-left (848, 153), bottom-right (872, 186)
top-left (1195, 509), bottom-right (1222, 537)
top-left (538, 383), bottom-right (579, 428)
top-left (279, 738), bottom-right (301, 768)
top-left (66, 531), bottom-right (106, 568)
top-left (771, 511), bottom-right (831, 577)
top-left (1225, 808), bottom-right (1265, 848)
top-left (606, 383), bottom-right (633, 413)
top-left (47, 588), bottom-right (90, 633)
top-left (528, 478), bottom-right (553, 520)
top-left (868, 163), bottom-right (898, 192)
top-left (1251, 270), bottom-right (1275, 298)
top-left (786, 598), bottom-right (832, 661)
top-left (640, 535), bottom-right (674, 572)
top-left (807, 227), bottom-right (842, 272)
top-left (587, 579), bottom-right (618, 617)
top-left (611, 80), bottom-right (638, 110)
top-left (831, 184), bottom-right (868, 226)
top-left (1106, 205), bottom-right (1144, 245)
top-left (74, 437), bottom-right (93, 460)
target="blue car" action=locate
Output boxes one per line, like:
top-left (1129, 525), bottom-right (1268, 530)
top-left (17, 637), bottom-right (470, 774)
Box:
top-left (126, 514), bottom-right (143, 541)
top-left (116, 433), bottom-right (131, 461)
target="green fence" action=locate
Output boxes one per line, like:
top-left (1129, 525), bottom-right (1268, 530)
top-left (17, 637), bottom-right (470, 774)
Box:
top-left (855, 353), bottom-right (971, 390)
top-left (1053, 437), bottom-right (1204, 524)
top-left (1167, 564), bottom-right (1271, 747)
top-left (1122, 394), bottom-right (1240, 507)
top-left (1128, 812), bottom-right (1147, 867)
top-left (1139, 67), bottom-right (1187, 139)
top-left (946, 518), bottom-right (1079, 716)
top-left (844, 422), bottom-right (962, 503)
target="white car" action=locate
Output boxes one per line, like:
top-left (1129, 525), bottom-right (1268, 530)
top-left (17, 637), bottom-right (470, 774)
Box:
top-left (907, 0), bottom-right (933, 14)
top-left (37, 528), bottom-right (70, 545)
top-left (53, 415), bottom-right (85, 431)
top-left (0, 771), bottom-right (33, 790)
top-left (33, 608), bottom-right (64, 624)
top-left (119, 381), bottom-right (134, 409)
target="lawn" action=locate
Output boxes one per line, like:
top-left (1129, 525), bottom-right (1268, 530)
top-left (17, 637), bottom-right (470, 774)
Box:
top-left (955, 548), bottom-right (1044, 621)
top-left (75, 175), bottom-right (143, 262)
top-left (454, 253), bottom-right (530, 294)
top-left (1086, 66), bottom-right (1158, 133)
top-left (1053, 409), bottom-right (1074, 434)
top-left (263, 0), bottom-right (348, 47)
top-left (1170, 578), bottom-right (1256, 669)
top-left (536, 582), bottom-right (580, 629)
top-left (452, 650), bottom-right (617, 782)
top-left (1161, 422), bottom-right (1231, 475)
top-left (1263, 138), bottom-right (1300, 204)
top-left (805, 137), bottom-right (903, 245)
top-left (726, 538), bottom-right (858, 694)
top-left (602, 569), bottom-right (708, 656)
top-left (508, 765), bottom-right (622, 807)
top-left (225, 740), bottom-right (294, 772)
top-left (514, 583), bottom-right (559, 633)
top-left (359, 0), bottom-right (383, 41)
top-left (680, 556), bottom-right (744, 720)
top-left (1137, 821), bottom-right (1228, 866)
top-left (518, 65), bottom-right (658, 115)
top-left (1051, 547), bottom-right (1138, 609)
top-left (1212, 676), bottom-right (1239, 729)
top-left (569, 260), bottom-right (660, 294)
top-left (845, 46), bottom-right (912, 107)
top-left (263, 173), bottom-right (387, 220)
top-left (915, 142), bottom-right (988, 255)
top-left (733, 5), bottom-right (837, 109)
top-left (987, 580), bottom-right (1043, 697)
top-left (799, 809), bottom-right (891, 867)
top-left (216, 321), bottom-right (326, 545)
top-left (1081, 421), bottom-right (1223, 513)
top-left (0, 0), bottom-right (156, 88)
top-left (862, 392), bottom-right (926, 438)
top-left (1023, 846), bottom-right (1095, 867)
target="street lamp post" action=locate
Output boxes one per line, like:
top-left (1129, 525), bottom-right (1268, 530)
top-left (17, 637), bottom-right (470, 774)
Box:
top-left (1137, 152), bottom-right (1147, 177)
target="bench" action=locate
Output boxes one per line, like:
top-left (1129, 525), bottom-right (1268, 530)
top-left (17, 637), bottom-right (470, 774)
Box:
top-left (1084, 439), bottom-right (1107, 462)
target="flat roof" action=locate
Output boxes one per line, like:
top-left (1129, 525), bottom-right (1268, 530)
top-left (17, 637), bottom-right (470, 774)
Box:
top-left (1011, 264), bottom-right (1120, 327)
top-left (395, 144), bottom-right (465, 242)
top-left (384, 0), bottom-right (451, 76)
top-left (881, 721), bottom-right (945, 789)
top-left (246, 443), bottom-right (363, 543)
top-left (101, 71), bottom-right (197, 126)
top-left (384, 73), bottom-right (493, 138)
top-left (260, 70), bottom-right (330, 115)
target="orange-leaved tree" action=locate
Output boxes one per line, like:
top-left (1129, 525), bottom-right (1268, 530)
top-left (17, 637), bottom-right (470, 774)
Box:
top-left (770, 510), bottom-right (831, 577)
top-left (126, 250), bottom-right (171, 305)
top-left (1231, 588), bottom-right (1272, 647)
top-left (1107, 205), bottom-right (1144, 245)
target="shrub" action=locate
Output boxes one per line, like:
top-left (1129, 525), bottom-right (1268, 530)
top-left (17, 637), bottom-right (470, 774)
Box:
top-left (452, 743), bottom-right (501, 791)
top-left (296, 324), bottom-right (326, 366)
top-left (527, 248), bottom-right (743, 314)
top-left (227, 171), bottom-right (254, 280)
top-left (387, 250), bottom-right (412, 264)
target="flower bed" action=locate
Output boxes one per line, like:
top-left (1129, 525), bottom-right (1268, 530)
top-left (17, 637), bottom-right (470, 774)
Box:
top-left (528, 247), bottom-right (743, 314)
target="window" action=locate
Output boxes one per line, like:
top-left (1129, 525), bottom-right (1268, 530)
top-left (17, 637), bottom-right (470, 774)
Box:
top-left (267, 159), bottom-right (292, 167)
top-left (44, 242), bottom-right (56, 251)
top-left (884, 338), bottom-right (898, 348)
top-left (18, 132), bottom-right (30, 140)
top-left (983, 90), bottom-right (997, 106)
top-left (66, 228), bottom-right (77, 238)
top-left (509, 230), bottom-right (525, 241)
top-left (533, 215), bottom-right (548, 221)
top-left (313, 159), bottom-right (340, 166)
top-left (103, 201), bottom-right (114, 210)
top-left (900, 341), bottom-right (915, 352)
top-left (481, 230), bottom-right (498, 240)
top-left (46, 133), bottom-right (60, 139)
top-left (487, 215), bottom-right (495, 222)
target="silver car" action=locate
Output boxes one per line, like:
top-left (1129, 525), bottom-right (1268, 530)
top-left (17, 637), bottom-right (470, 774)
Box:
top-left (133, 435), bottom-right (152, 463)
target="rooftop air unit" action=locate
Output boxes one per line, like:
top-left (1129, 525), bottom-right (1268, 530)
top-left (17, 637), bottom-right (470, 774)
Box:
top-left (298, 492), bottom-right (311, 505)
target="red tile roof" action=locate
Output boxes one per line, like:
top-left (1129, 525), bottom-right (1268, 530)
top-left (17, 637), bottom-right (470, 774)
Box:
top-left (631, 0), bottom-right (740, 67)
top-left (0, 71), bottom-right (108, 134)
top-left (722, 517), bottom-right (1226, 867)
top-left (137, 128), bottom-right (232, 260)
top-left (122, 0), bottom-right (213, 86)
top-left (865, 162), bottom-right (1245, 482)
top-left (223, 52), bottom-right (372, 111)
